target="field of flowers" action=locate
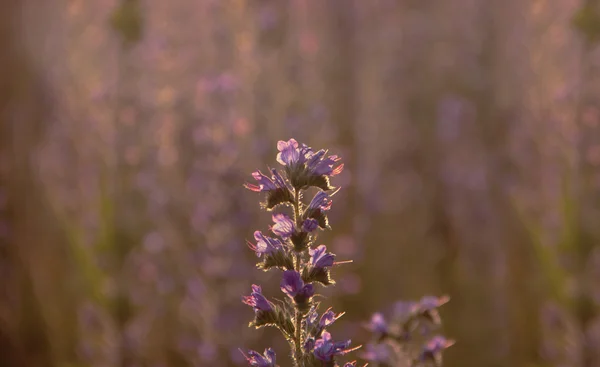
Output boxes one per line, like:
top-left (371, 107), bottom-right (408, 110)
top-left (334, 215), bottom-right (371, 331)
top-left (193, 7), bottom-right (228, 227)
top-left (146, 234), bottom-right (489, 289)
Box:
top-left (2, 1), bottom-right (600, 366)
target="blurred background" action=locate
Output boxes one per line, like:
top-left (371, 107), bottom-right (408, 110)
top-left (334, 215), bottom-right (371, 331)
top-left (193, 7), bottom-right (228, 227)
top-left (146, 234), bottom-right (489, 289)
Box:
top-left (2, 0), bottom-right (600, 366)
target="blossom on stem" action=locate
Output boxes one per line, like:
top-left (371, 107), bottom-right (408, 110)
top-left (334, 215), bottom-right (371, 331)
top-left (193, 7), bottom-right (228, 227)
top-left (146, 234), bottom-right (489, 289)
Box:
top-left (241, 348), bottom-right (277, 367)
top-left (244, 169), bottom-right (294, 210)
top-left (242, 285), bottom-right (273, 312)
top-left (304, 337), bottom-right (316, 353)
top-left (271, 213), bottom-right (312, 251)
top-left (303, 245), bottom-right (336, 286)
top-left (309, 245), bottom-right (335, 269)
top-left (305, 191), bottom-right (334, 229)
top-left (276, 139), bottom-right (343, 190)
top-left (249, 231), bottom-right (294, 271)
top-left (301, 218), bottom-right (319, 233)
top-left (281, 270), bottom-right (314, 307)
top-left (313, 331), bottom-right (353, 362)
top-left (306, 149), bottom-right (344, 177)
top-left (271, 213), bottom-right (296, 238)
top-left (305, 307), bottom-right (344, 339)
top-left (248, 231), bottom-right (284, 257)
top-left (308, 191), bottom-right (333, 212)
top-left (244, 170), bottom-right (278, 192)
top-left (319, 308), bottom-right (344, 328)
top-left (276, 139), bottom-right (309, 168)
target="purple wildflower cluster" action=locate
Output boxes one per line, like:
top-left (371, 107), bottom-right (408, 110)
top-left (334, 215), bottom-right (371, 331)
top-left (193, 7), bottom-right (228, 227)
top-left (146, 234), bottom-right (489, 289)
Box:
top-left (241, 139), bottom-right (361, 367)
top-left (362, 296), bottom-right (454, 366)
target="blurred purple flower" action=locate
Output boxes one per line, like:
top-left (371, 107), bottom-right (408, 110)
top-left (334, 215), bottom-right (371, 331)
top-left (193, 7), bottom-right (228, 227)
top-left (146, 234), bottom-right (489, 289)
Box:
top-left (416, 295), bottom-right (450, 325)
top-left (418, 336), bottom-right (455, 364)
top-left (309, 245), bottom-right (335, 269)
top-left (242, 285), bottom-right (273, 312)
top-left (248, 231), bottom-right (284, 257)
top-left (242, 348), bottom-right (277, 367)
top-left (367, 313), bottom-right (388, 337)
top-left (280, 270), bottom-right (314, 300)
top-left (313, 331), bottom-right (352, 362)
top-left (424, 335), bottom-right (455, 352)
top-left (419, 295), bottom-right (450, 311)
top-left (271, 213), bottom-right (296, 238)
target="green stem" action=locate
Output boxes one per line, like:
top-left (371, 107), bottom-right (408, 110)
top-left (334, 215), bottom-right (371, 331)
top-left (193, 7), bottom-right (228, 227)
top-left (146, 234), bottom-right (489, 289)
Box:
top-left (293, 189), bottom-right (302, 239)
top-left (294, 306), bottom-right (303, 365)
top-left (293, 188), bottom-right (303, 365)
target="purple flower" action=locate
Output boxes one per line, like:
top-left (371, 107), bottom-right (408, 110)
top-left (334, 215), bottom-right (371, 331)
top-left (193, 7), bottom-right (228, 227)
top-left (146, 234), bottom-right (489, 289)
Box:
top-left (306, 149), bottom-right (344, 176)
top-left (416, 295), bottom-right (449, 325)
top-left (319, 308), bottom-right (344, 328)
top-left (271, 213), bottom-right (296, 238)
top-left (244, 170), bottom-right (278, 192)
top-left (367, 313), bottom-right (388, 339)
top-left (313, 331), bottom-right (352, 362)
top-left (424, 335), bottom-right (454, 353)
top-left (276, 139), bottom-right (310, 167)
top-left (305, 307), bottom-right (319, 329)
top-left (276, 139), bottom-right (342, 177)
top-left (302, 218), bottom-right (318, 232)
top-left (305, 191), bottom-right (334, 229)
top-left (270, 168), bottom-right (289, 189)
top-left (419, 295), bottom-right (450, 311)
top-left (302, 245), bottom-right (336, 286)
top-left (242, 348), bottom-right (277, 367)
top-left (248, 231), bottom-right (284, 257)
top-left (304, 337), bottom-right (316, 353)
top-left (274, 139), bottom-right (343, 190)
top-left (280, 270), bottom-right (314, 300)
top-left (418, 336), bottom-right (455, 364)
top-left (242, 285), bottom-right (273, 312)
top-left (309, 245), bottom-right (335, 268)
top-left (308, 191), bottom-right (332, 211)
top-left (276, 139), bottom-right (300, 166)
top-left (244, 169), bottom-right (294, 209)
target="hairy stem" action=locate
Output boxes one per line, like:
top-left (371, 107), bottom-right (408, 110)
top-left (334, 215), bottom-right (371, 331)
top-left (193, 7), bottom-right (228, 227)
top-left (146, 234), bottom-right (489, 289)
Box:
top-left (293, 188), bottom-right (303, 365)
top-left (294, 306), bottom-right (303, 365)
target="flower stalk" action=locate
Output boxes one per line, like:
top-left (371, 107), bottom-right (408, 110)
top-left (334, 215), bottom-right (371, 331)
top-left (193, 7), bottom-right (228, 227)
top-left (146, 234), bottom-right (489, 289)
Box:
top-left (293, 187), bottom-right (304, 363)
top-left (240, 139), bottom-right (359, 367)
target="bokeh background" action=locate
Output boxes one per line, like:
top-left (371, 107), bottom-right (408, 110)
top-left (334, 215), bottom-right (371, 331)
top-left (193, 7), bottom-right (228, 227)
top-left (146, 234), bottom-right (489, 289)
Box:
top-left (2, 0), bottom-right (600, 366)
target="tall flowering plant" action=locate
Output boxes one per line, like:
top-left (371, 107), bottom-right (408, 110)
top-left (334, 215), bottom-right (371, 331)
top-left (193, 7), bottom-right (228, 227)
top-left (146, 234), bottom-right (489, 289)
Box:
top-left (241, 139), bottom-right (360, 367)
